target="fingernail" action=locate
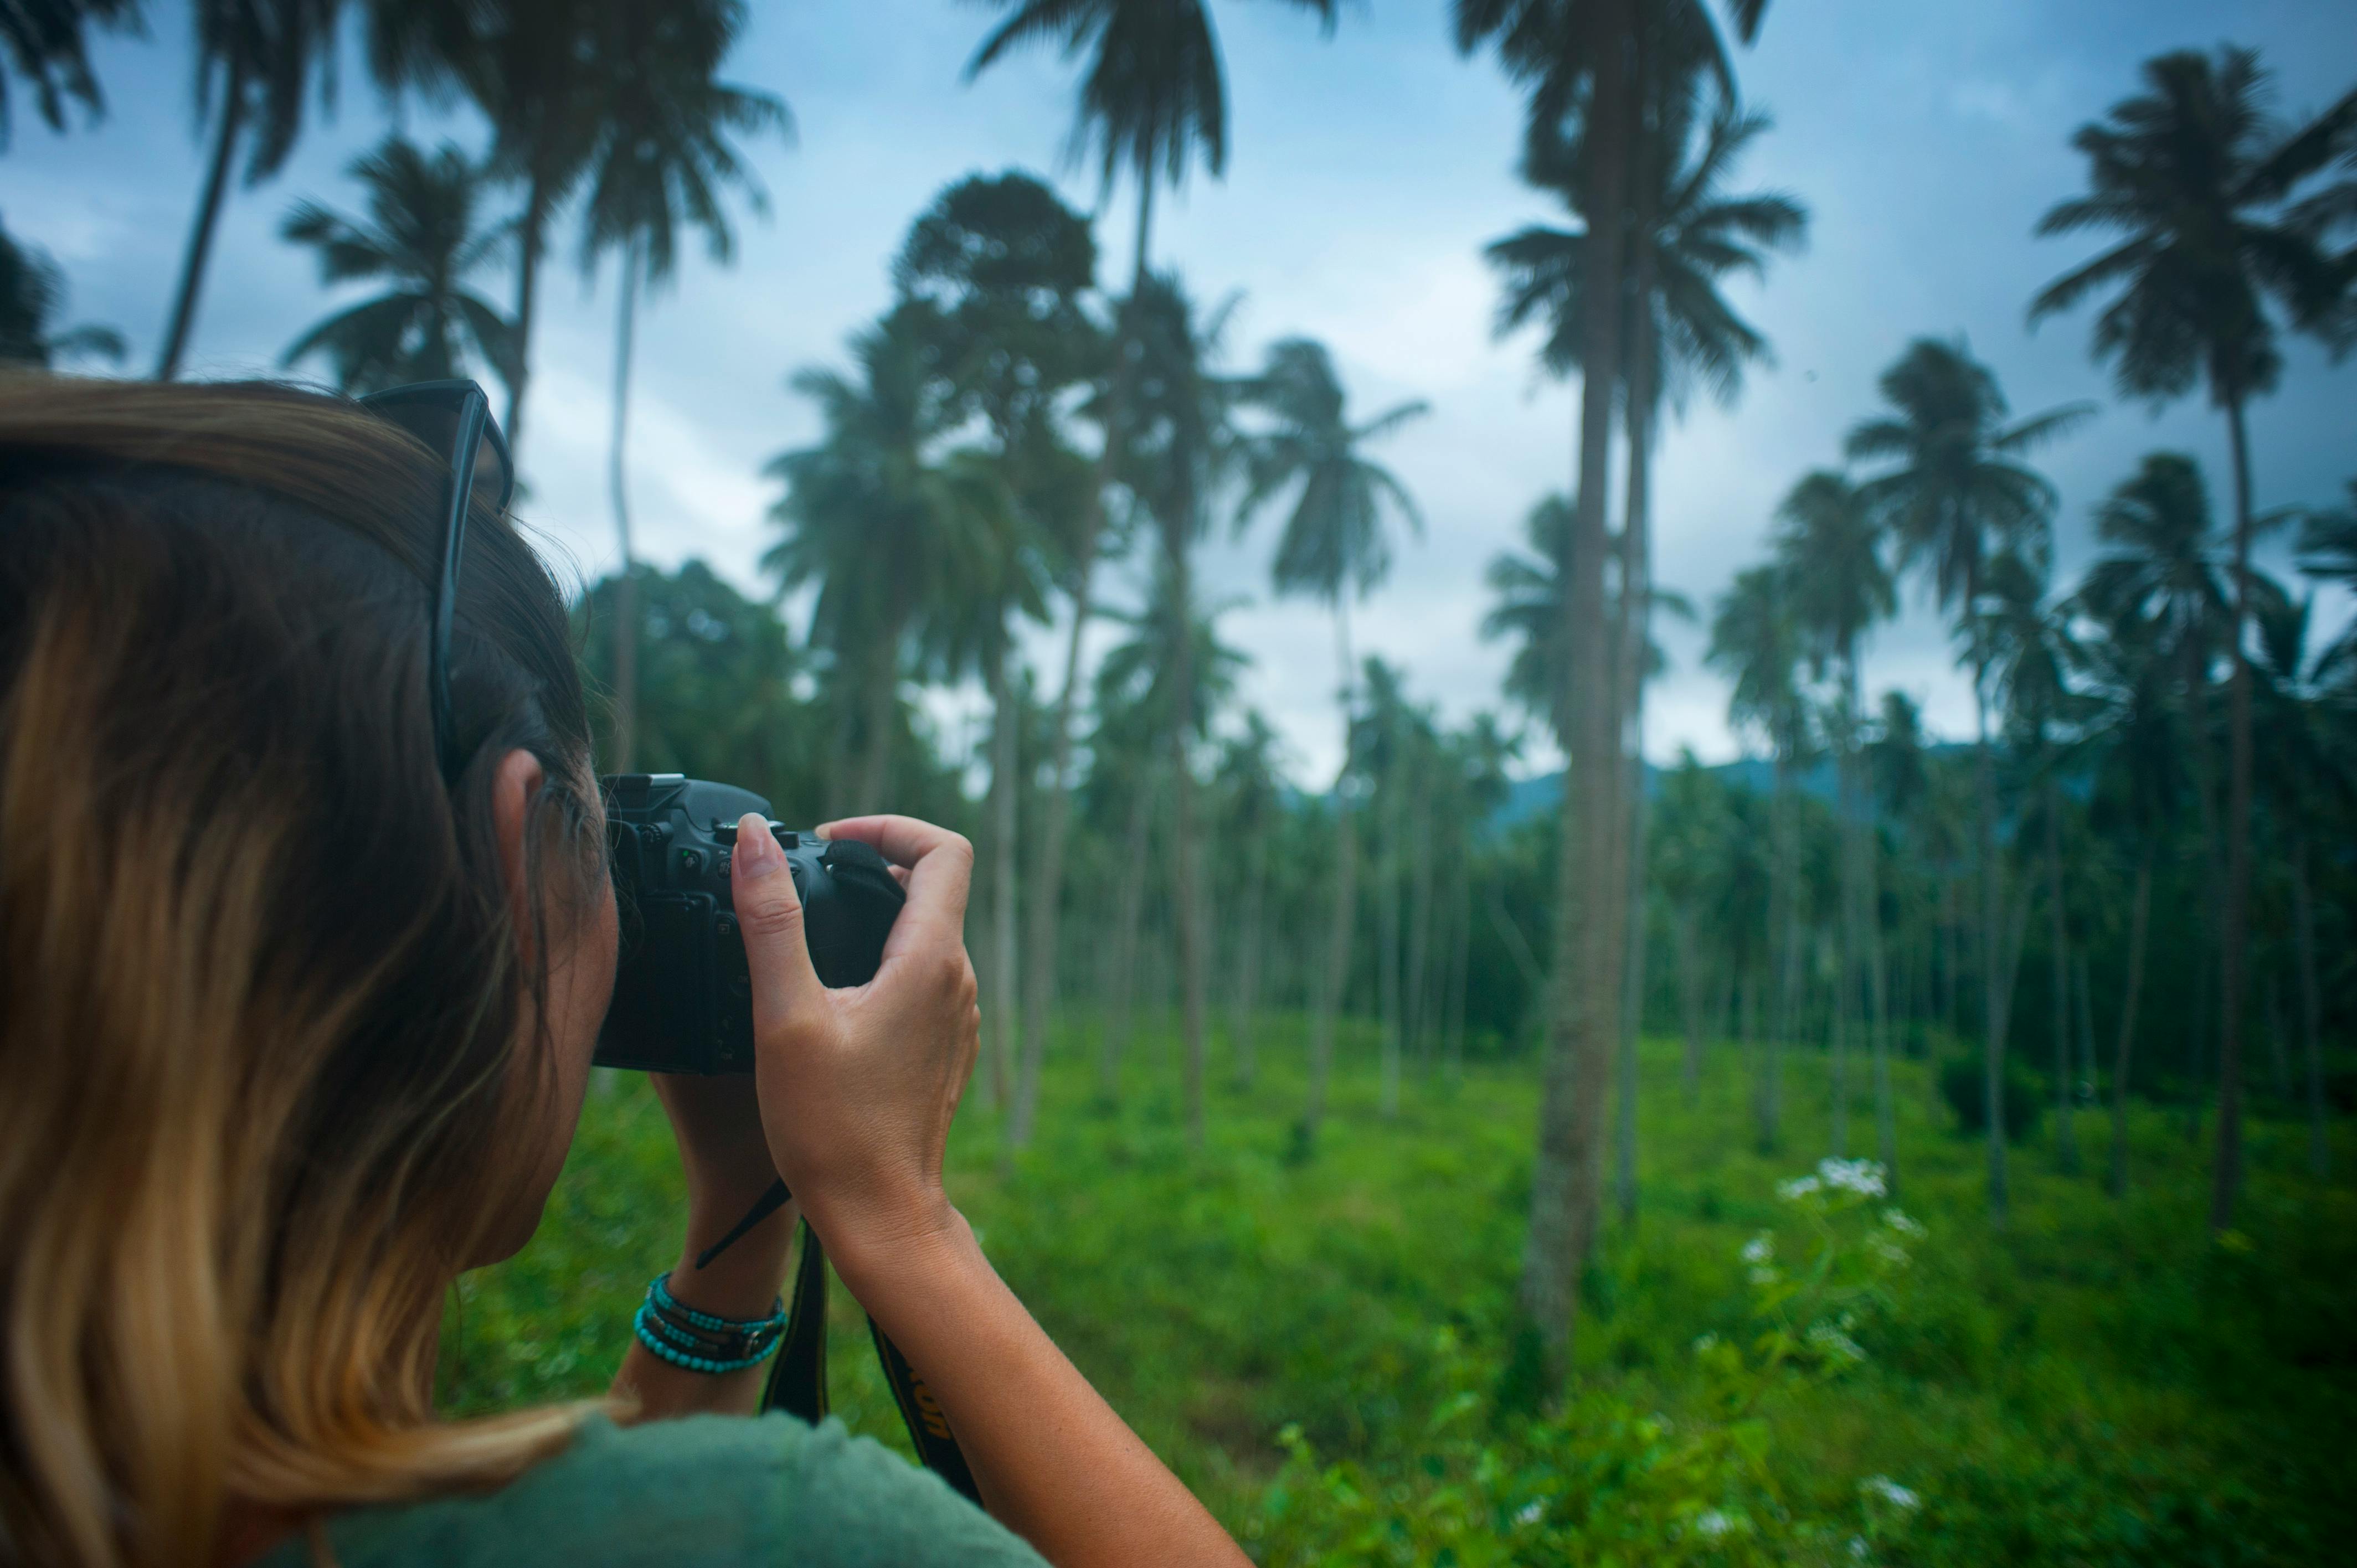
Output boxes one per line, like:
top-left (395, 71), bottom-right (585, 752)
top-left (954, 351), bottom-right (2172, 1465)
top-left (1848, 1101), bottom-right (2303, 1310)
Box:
top-left (736, 813), bottom-right (783, 877)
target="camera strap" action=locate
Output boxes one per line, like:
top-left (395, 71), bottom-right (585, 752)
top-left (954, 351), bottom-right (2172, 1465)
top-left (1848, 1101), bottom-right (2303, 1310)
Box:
top-left (709, 1195), bottom-right (982, 1507)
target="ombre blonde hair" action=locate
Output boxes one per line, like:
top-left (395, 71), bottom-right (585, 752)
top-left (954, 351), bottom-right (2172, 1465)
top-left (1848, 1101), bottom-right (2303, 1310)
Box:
top-left (0, 375), bottom-right (608, 1566)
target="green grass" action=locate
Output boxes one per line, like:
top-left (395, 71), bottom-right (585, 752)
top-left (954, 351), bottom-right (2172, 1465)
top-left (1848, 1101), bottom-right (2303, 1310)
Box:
top-left (445, 1015), bottom-right (2357, 1564)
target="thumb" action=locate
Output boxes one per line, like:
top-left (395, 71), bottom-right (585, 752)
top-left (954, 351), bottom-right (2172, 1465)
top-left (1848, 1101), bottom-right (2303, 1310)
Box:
top-left (732, 813), bottom-right (823, 1036)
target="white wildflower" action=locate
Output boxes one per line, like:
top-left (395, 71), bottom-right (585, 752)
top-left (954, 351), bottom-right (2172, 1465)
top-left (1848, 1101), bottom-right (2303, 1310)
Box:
top-left (1777, 1173), bottom-right (1823, 1201)
top-left (1818, 1157), bottom-right (1888, 1198)
top-left (1807, 1322), bottom-right (1867, 1363)
top-left (1882, 1208), bottom-right (1925, 1238)
top-left (1861, 1476), bottom-right (1921, 1510)
top-left (1515, 1502), bottom-right (1544, 1526)
top-left (1740, 1232), bottom-right (1775, 1265)
top-left (1694, 1510), bottom-right (1734, 1539)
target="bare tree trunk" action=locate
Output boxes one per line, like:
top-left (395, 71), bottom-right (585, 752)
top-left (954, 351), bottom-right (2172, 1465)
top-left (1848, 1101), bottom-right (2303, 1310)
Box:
top-left (1519, 0), bottom-right (1631, 1389)
top-left (1377, 760), bottom-right (1404, 1117)
top-left (1231, 812), bottom-right (1268, 1088)
top-left (1971, 607), bottom-right (2011, 1223)
top-left (1305, 605), bottom-right (1358, 1144)
top-left (155, 59), bottom-right (246, 381)
top-left (608, 245), bottom-right (641, 773)
top-left (2076, 951), bottom-right (2098, 1107)
top-left (1166, 538), bottom-right (1208, 1149)
top-left (2109, 855), bottom-right (2153, 1198)
top-left (1100, 778), bottom-right (1154, 1106)
top-left (2047, 781), bottom-right (2077, 1173)
top-left (2290, 835), bottom-right (2327, 1178)
top-left (2212, 392), bottom-right (2256, 1232)
top-left (503, 171), bottom-right (553, 461)
top-left (1676, 909), bottom-right (1704, 1097)
top-left (1446, 843), bottom-right (1473, 1082)
top-left (984, 646), bottom-right (1019, 1118)
top-left (1406, 768), bottom-right (1438, 1072)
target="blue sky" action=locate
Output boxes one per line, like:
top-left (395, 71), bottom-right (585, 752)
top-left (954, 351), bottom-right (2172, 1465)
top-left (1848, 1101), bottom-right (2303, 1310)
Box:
top-left (9, 0), bottom-right (2354, 788)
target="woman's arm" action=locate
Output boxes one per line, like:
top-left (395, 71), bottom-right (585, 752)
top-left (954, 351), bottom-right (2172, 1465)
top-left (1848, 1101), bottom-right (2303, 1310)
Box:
top-left (730, 813), bottom-right (1249, 1568)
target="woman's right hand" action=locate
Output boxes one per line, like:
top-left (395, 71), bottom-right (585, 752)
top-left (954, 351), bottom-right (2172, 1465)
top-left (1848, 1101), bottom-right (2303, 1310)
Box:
top-left (728, 813), bottom-right (980, 1267)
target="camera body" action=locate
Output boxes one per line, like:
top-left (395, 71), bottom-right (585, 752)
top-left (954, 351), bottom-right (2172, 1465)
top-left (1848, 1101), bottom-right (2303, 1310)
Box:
top-left (596, 773), bottom-right (903, 1075)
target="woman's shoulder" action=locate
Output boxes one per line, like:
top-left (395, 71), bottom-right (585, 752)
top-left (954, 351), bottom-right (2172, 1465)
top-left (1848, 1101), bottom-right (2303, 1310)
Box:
top-left (273, 1413), bottom-right (1046, 1568)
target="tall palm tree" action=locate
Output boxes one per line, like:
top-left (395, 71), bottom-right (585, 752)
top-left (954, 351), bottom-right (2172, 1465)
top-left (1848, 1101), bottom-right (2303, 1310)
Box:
top-left (279, 136), bottom-right (517, 394)
top-left (963, 0), bottom-right (1349, 1151)
top-left (153, 0), bottom-right (344, 380)
top-left (577, 0), bottom-right (789, 771)
top-left (1845, 337), bottom-right (2089, 1223)
top-left (763, 308), bottom-right (1012, 817)
top-left (1114, 270), bottom-right (1237, 1147)
top-left (1459, 0), bottom-right (1776, 1378)
top-left (1980, 548), bottom-right (2084, 1175)
top-left (896, 170), bottom-right (1104, 1150)
top-left (1232, 334), bottom-right (1427, 1143)
top-left (1, 0), bottom-right (142, 146)
top-left (1773, 470), bottom-right (1893, 1170)
top-left (2029, 47), bottom-right (2356, 1231)
top-left (0, 214), bottom-right (123, 365)
top-left (1706, 560), bottom-right (1806, 1156)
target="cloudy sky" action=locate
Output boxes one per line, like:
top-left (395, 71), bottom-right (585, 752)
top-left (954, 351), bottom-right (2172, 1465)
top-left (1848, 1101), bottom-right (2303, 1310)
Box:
top-left (11, 0), bottom-right (2354, 787)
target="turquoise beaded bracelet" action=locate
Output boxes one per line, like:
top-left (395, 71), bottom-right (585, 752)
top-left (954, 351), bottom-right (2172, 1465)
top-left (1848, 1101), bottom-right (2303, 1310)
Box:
top-left (632, 1273), bottom-right (789, 1374)
top-left (650, 1272), bottom-right (786, 1336)
top-left (632, 1302), bottom-right (778, 1374)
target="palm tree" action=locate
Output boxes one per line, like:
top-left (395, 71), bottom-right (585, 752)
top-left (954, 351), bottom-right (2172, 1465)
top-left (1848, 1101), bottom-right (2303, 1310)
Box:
top-left (1773, 470), bottom-right (1893, 1170)
top-left (2296, 480), bottom-right (2357, 672)
top-left (1231, 334), bottom-right (1427, 1143)
top-left (763, 308), bottom-right (1012, 816)
top-left (964, 0), bottom-right (1350, 1151)
top-left (1115, 270), bottom-right (1237, 1147)
top-left (2080, 452), bottom-right (2232, 1147)
top-left (895, 170), bottom-right (1104, 1150)
top-left (1, 0), bottom-right (142, 146)
top-left (279, 136), bottom-right (518, 394)
top-left (2029, 47), bottom-right (2357, 1231)
top-left (0, 215), bottom-right (124, 366)
top-left (1458, 0), bottom-right (1776, 1378)
top-left (1980, 548), bottom-right (2084, 1175)
top-left (577, 0), bottom-right (789, 771)
top-left (153, 0), bottom-right (345, 380)
top-left (1845, 336), bottom-right (2090, 1223)
top-left (1706, 561), bottom-right (1806, 1156)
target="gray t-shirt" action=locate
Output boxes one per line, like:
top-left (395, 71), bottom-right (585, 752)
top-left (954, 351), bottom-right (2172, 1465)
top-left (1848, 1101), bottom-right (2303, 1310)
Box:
top-left (259, 1412), bottom-right (1047, 1567)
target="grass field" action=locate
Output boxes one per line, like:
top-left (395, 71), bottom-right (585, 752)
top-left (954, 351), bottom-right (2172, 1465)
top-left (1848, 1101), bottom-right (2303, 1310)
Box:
top-left (443, 1017), bottom-right (2356, 1565)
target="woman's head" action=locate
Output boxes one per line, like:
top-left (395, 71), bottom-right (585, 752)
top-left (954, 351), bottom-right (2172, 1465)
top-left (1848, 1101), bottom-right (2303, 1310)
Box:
top-left (0, 375), bottom-right (616, 1566)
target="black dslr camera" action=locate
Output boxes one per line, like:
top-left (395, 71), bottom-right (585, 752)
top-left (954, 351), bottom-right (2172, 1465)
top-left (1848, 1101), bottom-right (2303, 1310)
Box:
top-left (595, 774), bottom-right (904, 1074)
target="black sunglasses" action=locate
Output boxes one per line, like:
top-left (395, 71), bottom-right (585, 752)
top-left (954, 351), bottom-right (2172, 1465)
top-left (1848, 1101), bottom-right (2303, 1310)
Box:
top-left (357, 380), bottom-right (515, 785)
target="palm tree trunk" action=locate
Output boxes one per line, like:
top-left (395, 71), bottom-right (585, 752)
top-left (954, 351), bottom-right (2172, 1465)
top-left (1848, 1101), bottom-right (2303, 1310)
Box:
top-left (1833, 654), bottom-right (1865, 1162)
top-left (155, 59), bottom-right (245, 381)
top-left (2211, 391), bottom-right (2256, 1232)
top-left (1615, 730), bottom-right (1649, 1226)
top-left (2047, 780), bottom-right (2077, 1173)
top-left (1165, 534), bottom-right (1208, 1149)
top-left (1973, 623), bottom-right (2010, 1223)
top-left (985, 644), bottom-right (1018, 1118)
top-left (1519, 0), bottom-right (1632, 1386)
top-left (1676, 907), bottom-right (1704, 1097)
top-left (1612, 214), bottom-right (1659, 1223)
top-left (609, 243), bottom-right (641, 772)
top-left (504, 169), bottom-right (553, 460)
top-left (1010, 541), bottom-right (1094, 1148)
top-left (2109, 854), bottom-right (2152, 1198)
top-left (1306, 604), bottom-right (1359, 1145)
top-left (1377, 761), bottom-right (1403, 1117)
top-left (1406, 772), bottom-right (1438, 1072)
top-left (1231, 812), bottom-right (1269, 1087)
top-left (856, 631), bottom-right (898, 816)
top-left (1101, 777), bottom-right (1154, 1106)
top-left (1447, 843), bottom-right (1473, 1082)
top-left (2291, 833), bottom-right (2327, 1178)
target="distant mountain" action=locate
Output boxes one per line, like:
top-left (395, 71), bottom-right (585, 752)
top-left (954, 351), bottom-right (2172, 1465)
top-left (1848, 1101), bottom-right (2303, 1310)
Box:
top-left (1487, 750), bottom-right (1972, 834)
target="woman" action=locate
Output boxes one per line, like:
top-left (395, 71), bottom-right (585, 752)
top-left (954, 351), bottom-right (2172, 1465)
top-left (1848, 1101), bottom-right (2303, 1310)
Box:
top-left (0, 376), bottom-right (1249, 1568)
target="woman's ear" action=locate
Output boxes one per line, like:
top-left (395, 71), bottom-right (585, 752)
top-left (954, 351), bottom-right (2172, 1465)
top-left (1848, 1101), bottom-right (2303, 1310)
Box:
top-left (491, 748), bottom-right (548, 958)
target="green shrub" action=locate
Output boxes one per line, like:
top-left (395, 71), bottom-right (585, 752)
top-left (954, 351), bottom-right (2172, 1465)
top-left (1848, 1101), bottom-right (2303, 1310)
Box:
top-left (1937, 1056), bottom-right (2045, 1142)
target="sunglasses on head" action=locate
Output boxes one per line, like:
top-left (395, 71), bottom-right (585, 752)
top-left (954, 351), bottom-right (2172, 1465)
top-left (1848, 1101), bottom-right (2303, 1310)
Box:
top-left (356, 380), bottom-right (515, 786)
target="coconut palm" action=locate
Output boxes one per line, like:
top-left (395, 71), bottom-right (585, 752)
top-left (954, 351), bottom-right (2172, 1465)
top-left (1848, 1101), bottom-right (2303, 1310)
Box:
top-left (894, 170), bottom-right (1105, 1149)
top-left (1231, 334), bottom-right (1427, 1142)
top-left (2030, 47), bottom-right (2357, 1230)
top-left (1, 0), bottom-right (142, 145)
top-left (576, 0), bottom-right (789, 772)
top-left (1773, 470), bottom-right (1893, 1170)
top-left (279, 136), bottom-right (517, 395)
top-left (1845, 336), bottom-right (2090, 1222)
top-left (763, 307), bottom-right (1012, 818)
top-left (1706, 561), bottom-right (1808, 1156)
top-left (2295, 480), bottom-right (2357, 672)
top-left (153, 0), bottom-right (344, 380)
top-left (0, 215), bottom-right (123, 366)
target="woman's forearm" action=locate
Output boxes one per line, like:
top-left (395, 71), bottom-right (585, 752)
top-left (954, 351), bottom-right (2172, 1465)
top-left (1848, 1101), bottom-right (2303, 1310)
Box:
top-left (828, 1209), bottom-right (1250, 1568)
top-left (610, 1193), bottom-right (799, 1421)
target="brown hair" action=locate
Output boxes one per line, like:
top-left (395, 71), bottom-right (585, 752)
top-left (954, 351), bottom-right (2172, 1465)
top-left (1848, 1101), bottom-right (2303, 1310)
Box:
top-left (0, 374), bottom-right (604, 1566)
